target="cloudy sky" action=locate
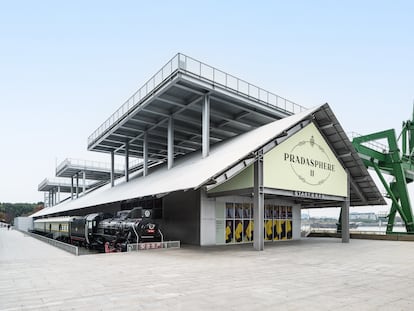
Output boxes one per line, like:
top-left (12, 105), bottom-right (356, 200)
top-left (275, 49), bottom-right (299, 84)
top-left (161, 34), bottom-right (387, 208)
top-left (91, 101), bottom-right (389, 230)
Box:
top-left (1, 1), bottom-right (413, 216)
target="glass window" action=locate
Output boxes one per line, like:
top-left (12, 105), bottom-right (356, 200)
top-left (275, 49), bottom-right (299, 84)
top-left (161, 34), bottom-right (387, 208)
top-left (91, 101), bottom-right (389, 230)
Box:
top-left (242, 203), bottom-right (251, 219)
top-left (235, 203), bottom-right (242, 219)
top-left (235, 220), bottom-right (243, 242)
top-left (225, 220), bottom-right (233, 243)
top-left (226, 203), bottom-right (234, 219)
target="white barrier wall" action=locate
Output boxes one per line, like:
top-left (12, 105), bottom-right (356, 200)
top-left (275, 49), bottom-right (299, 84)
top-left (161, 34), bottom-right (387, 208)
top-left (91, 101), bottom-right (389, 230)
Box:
top-left (13, 217), bottom-right (34, 232)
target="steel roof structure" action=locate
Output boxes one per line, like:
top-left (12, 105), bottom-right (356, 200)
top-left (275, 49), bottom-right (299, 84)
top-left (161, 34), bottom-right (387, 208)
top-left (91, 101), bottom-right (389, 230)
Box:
top-left (56, 158), bottom-right (125, 181)
top-left (32, 104), bottom-right (385, 218)
top-left (38, 177), bottom-right (95, 193)
top-left (87, 53), bottom-right (306, 162)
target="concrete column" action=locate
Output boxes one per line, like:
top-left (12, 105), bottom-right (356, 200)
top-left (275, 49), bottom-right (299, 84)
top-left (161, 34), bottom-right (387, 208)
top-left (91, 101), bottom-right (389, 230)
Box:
top-left (57, 186), bottom-right (61, 204)
top-left (125, 140), bottom-right (129, 182)
top-left (168, 117), bottom-right (174, 169)
top-left (71, 176), bottom-right (74, 200)
top-left (44, 192), bottom-right (47, 208)
top-left (143, 132), bottom-right (148, 176)
top-left (253, 150), bottom-right (264, 251)
top-left (82, 171), bottom-right (86, 194)
top-left (76, 173), bottom-right (79, 198)
top-left (110, 151), bottom-right (115, 187)
top-left (342, 172), bottom-right (350, 243)
top-left (202, 95), bottom-right (210, 158)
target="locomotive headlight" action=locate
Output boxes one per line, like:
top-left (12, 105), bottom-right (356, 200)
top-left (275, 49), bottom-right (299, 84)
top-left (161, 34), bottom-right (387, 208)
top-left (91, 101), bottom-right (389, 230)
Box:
top-left (144, 210), bottom-right (151, 218)
top-left (146, 223), bottom-right (156, 234)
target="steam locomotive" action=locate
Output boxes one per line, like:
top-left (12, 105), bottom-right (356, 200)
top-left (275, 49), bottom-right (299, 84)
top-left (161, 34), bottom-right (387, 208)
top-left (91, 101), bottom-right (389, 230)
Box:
top-left (33, 207), bottom-right (162, 252)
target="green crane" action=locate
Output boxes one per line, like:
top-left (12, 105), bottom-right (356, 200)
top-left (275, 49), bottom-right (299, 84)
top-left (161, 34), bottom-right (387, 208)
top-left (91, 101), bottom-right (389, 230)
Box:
top-left (351, 105), bottom-right (414, 233)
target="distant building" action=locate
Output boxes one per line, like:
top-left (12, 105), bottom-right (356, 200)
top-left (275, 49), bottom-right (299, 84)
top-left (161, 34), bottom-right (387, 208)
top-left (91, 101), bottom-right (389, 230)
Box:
top-left (349, 212), bottom-right (377, 221)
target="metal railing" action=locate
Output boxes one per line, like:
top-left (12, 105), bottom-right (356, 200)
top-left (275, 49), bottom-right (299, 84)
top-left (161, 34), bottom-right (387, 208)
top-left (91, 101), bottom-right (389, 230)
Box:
top-left (127, 240), bottom-right (180, 252)
top-left (88, 53), bottom-right (306, 148)
top-left (18, 230), bottom-right (79, 256)
top-left (38, 177), bottom-right (95, 190)
top-left (348, 132), bottom-right (389, 153)
top-left (56, 158), bottom-right (124, 175)
top-left (88, 54), bottom-right (180, 147)
top-left (179, 54), bottom-right (305, 114)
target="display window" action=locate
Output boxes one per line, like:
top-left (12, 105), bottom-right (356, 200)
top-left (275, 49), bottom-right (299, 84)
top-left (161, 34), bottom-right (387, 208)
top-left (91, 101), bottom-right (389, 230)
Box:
top-left (286, 219), bottom-right (292, 239)
top-left (280, 220), bottom-right (287, 240)
top-left (235, 220), bottom-right (243, 243)
top-left (216, 201), bottom-right (293, 244)
top-left (226, 203), bottom-right (234, 218)
top-left (265, 219), bottom-right (273, 240)
top-left (273, 220), bottom-right (280, 241)
top-left (225, 219), bottom-right (234, 243)
top-left (235, 203), bottom-right (243, 219)
top-left (243, 203), bottom-right (251, 218)
top-left (243, 220), bottom-right (253, 242)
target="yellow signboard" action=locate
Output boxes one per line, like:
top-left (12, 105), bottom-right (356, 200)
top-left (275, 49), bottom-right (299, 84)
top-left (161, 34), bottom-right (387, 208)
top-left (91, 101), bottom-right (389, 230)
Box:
top-left (264, 122), bottom-right (347, 197)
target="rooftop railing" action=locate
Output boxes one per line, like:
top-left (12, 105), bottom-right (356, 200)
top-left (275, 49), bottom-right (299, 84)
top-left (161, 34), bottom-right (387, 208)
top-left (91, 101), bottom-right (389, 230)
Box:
top-left (88, 54), bottom-right (180, 147)
top-left (56, 158), bottom-right (124, 175)
top-left (88, 53), bottom-right (306, 148)
top-left (179, 54), bottom-right (305, 115)
top-left (38, 177), bottom-right (95, 190)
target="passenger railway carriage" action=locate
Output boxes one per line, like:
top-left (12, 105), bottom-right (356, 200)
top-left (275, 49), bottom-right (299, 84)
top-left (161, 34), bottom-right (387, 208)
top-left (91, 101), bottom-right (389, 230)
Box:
top-left (34, 217), bottom-right (75, 240)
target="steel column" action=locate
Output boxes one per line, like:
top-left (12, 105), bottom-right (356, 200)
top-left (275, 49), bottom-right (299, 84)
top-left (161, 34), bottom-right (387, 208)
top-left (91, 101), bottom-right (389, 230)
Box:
top-left (253, 150), bottom-right (264, 251)
top-left (76, 173), bottom-right (79, 198)
top-left (143, 132), bottom-right (148, 176)
top-left (168, 117), bottom-right (174, 169)
top-left (110, 151), bottom-right (114, 187)
top-left (71, 176), bottom-right (74, 200)
top-left (341, 171), bottom-right (350, 243)
top-left (82, 171), bottom-right (86, 194)
top-left (125, 140), bottom-right (129, 182)
top-left (202, 95), bottom-right (210, 158)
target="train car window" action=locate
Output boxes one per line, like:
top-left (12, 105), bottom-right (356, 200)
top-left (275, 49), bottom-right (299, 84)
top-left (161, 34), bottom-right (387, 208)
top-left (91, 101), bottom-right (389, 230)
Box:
top-left (88, 221), bottom-right (93, 229)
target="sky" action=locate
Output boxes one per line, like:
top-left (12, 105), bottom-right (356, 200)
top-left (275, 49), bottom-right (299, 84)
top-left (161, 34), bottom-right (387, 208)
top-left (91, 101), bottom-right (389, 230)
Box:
top-left (0, 1), bottom-right (413, 217)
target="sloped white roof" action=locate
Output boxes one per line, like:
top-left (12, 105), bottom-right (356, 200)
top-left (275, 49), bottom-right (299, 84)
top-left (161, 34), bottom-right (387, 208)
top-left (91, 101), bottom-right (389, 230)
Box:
top-left (32, 106), bottom-right (321, 218)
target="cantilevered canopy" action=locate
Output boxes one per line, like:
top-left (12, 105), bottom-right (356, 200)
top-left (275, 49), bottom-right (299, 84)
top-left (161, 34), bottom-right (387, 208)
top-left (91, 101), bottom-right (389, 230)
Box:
top-left (87, 53), bottom-right (305, 161)
top-left (38, 178), bottom-right (95, 193)
top-left (32, 104), bottom-right (385, 218)
top-left (56, 158), bottom-right (125, 181)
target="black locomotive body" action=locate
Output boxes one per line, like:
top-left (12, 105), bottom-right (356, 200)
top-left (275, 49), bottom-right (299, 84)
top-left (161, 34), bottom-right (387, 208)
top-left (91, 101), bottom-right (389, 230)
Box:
top-left (33, 207), bottom-right (161, 252)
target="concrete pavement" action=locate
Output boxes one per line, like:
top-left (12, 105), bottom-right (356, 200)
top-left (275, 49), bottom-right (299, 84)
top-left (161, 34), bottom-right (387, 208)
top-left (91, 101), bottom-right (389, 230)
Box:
top-left (1, 227), bottom-right (414, 310)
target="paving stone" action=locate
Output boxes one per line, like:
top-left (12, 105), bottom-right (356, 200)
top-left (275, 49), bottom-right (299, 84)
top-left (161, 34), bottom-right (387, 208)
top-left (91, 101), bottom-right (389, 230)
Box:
top-left (2, 228), bottom-right (414, 310)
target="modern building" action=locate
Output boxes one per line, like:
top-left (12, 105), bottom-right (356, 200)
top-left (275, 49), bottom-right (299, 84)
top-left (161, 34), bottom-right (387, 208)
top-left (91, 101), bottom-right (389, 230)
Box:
top-left (31, 54), bottom-right (385, 250)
